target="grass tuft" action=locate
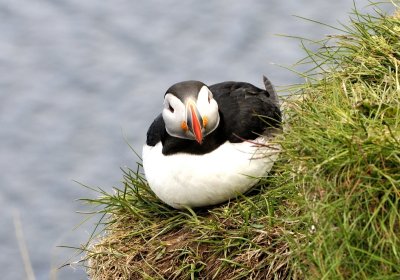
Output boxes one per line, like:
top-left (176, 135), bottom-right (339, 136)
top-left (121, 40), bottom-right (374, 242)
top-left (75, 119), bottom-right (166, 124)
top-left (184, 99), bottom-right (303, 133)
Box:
top-left (81, 3), bottom-right (400, 279)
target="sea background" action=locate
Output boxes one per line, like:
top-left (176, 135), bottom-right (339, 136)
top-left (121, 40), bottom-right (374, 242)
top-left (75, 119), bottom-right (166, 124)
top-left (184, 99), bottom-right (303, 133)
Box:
top-left (0, 1), bottom-right (394, 279)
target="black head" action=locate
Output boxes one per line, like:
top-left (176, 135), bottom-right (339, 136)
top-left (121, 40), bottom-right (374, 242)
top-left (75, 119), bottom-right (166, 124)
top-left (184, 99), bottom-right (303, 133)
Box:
top-left (165, 80), bottom-right (207, 102)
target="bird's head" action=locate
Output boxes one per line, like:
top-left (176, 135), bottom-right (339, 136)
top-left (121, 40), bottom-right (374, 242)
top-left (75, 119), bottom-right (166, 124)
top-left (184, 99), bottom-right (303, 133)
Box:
top-left (162, 81), bottom-right (220, 144)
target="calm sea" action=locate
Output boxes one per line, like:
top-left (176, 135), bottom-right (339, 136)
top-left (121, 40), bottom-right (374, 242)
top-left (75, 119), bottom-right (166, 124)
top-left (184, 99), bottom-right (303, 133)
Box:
top-left (0, 1), bottom-right (393, 279)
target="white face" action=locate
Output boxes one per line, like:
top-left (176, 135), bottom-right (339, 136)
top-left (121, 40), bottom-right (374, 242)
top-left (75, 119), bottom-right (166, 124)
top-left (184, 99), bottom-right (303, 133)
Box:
top-left (162, 86), bottom-right (220, 143)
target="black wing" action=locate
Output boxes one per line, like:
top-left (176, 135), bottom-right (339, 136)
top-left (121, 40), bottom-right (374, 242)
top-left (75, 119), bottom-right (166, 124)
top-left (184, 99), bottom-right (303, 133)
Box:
top-left (146, 114), bottom-right (165, 146)
top-left (209, 80), bottom-right (281, 143)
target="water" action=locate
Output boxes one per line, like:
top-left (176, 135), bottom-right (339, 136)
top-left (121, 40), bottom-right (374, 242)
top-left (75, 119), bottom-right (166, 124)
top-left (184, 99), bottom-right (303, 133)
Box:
top-left (0, 1), bottom-right (393, 279)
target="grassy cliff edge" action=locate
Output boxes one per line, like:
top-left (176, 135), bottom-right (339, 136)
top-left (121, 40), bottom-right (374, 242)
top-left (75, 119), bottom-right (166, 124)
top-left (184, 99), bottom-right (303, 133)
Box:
top-left (82, 4), bottom-right (400, 279)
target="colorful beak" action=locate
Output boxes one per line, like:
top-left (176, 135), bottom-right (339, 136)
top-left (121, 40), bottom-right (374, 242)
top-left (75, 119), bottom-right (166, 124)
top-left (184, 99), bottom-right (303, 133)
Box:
top-left (186, 100), bottom-right (203, 144)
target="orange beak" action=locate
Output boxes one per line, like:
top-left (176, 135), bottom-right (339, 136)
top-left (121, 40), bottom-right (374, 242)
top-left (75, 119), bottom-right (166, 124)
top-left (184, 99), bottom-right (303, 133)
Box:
top-left (186, 101), bottom-right (203, 144)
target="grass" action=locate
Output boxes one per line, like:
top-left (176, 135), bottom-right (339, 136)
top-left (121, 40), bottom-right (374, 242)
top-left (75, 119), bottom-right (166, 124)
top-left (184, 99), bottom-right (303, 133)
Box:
top-left (81, 2), bottom-right (400, 279)
top-left (82, 167), bottom-right (299, 279)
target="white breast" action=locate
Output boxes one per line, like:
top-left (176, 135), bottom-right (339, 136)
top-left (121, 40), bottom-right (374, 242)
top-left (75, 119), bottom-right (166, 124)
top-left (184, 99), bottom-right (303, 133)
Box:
top-left (142, 137), bottom-right (280, 209)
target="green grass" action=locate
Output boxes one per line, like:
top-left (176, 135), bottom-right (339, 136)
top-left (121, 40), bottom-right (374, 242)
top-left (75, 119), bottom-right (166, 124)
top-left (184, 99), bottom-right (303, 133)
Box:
top-left (81, 3), bottom-right (400, 279)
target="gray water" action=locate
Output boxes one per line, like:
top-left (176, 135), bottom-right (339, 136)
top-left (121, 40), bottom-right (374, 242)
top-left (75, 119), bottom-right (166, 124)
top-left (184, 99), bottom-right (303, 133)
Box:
top-left (0, 1), bottom-right (393, 279)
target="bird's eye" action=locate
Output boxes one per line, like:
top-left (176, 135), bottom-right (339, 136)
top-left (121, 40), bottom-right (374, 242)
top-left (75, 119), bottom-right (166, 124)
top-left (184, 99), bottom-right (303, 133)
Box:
top-left (168, 104), bottom-right (174, 113)
top-left (208, 92), bottom-right (212, 103)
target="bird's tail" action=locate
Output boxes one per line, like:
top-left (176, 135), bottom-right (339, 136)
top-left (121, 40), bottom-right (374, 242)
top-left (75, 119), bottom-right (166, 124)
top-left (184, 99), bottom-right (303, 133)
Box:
top-left (263, 75), bottom-right (279, 105)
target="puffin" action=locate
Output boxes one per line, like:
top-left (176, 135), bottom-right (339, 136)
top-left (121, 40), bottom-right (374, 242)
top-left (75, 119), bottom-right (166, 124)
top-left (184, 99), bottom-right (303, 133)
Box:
top-left (142, 76), bottom-right (282, 209)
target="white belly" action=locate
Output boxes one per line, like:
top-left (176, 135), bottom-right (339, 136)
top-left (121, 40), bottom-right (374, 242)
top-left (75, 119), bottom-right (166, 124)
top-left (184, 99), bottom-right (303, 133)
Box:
top-left (142, 137), bottom-right (280, 209)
